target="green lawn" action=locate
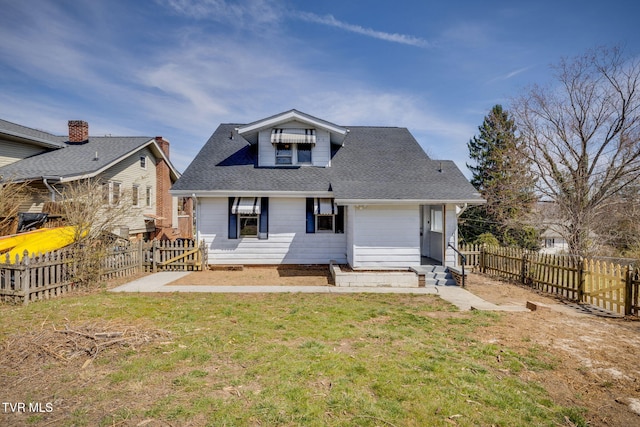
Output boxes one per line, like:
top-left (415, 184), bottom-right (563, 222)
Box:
top-left (0, 292), bottom-right (585, 426)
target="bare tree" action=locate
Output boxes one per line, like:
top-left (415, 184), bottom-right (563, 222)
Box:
top-left (57, 179), bottom-right (138, 285)
top-left (0, 178), bottom-right (31, 235)
top-left (514, 46), bottom-right (640, 255)
top-left (58, 179), bottom-right (135, 242)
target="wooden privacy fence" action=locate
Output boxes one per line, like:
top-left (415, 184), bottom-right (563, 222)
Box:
top-left (0, 239), bottom-right (207, 305)
top-left (458, 244), bottom-right (640, 316)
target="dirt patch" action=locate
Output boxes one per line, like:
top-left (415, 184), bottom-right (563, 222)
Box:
top-left (466, 273), bottom-right (640, 426)
top-left (167, 265), bottom-right (332, 286)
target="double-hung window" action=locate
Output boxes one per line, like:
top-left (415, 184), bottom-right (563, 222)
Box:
top-left (132, 185), bottom-right (140, 207)
top-left (111, 182), bottom-right (121, 205)
top-left (275, 143), bottom-right (293, 165)
top-left (316, 198), bottom-right (335, 232)
top-left (297, 145), bottom-right (312, 164)
top-left (102, 181), bottom-right (122, 205)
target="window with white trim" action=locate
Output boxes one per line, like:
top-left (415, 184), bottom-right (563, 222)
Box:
top-left (112, 182), bottom-right (121, 205)
top-left (297, 145), bottom-right (312, 164)
top-left (316, 215), bottom-right (334, 232)
top-left (140, 156), bottom-right (147, 169)
top-left (239, 215), bottom-right (259, 237)
top-left (102, 181), bottom-right (122, 205)
top-left (132, 185), bottom-right (140, 207)
top-left (102, 183), bottom-right (110, 205)
top-left (275, 143), bottom-right (293, 165)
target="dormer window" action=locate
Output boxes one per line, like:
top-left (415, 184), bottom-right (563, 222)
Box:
top-left (272, 129), bottom-right (315, 166)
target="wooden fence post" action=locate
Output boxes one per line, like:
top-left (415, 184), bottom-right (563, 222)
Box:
top-left (137, 240), bottom-right (144, 273)
top-left (625, 266), bottom-right (633, 316)
top-left (577, 256), bottom-right (585, 303)
top-left (480, 244), bottom-right (486, 274)
top-left (521, 252), bottom-right (529, 285)
top-left (22, 252), bottom-right (30, 306)
top-left (152, 239), bottom-right (158, 273)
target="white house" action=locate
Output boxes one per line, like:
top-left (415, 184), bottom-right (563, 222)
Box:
top-left (171, 110), bottom-right (484, 269)
top-left (540, 228), bottom-right (569, 254)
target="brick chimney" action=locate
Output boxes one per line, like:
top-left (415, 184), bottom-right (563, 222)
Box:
top-left (68, 120), bottom-right (89, 143)
top-left (155, 136), bottom-right (170, 159)
top-left (155, 136), bottom-right (173, 234)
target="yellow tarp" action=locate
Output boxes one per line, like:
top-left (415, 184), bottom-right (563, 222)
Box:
top-left (3, 226), bottom-right (83, 263)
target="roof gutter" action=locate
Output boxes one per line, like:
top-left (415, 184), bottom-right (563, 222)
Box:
top-left (335, 198), bottom-right (486, 206)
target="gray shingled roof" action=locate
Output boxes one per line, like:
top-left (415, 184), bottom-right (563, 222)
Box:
top-left (0, 136), bottom-right (155, 181)
top-left (0, 118), bottom-right (66, 148)
top-left (173, 122), bottom-right (483, 203)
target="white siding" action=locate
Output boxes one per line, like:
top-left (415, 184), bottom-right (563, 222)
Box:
top-left (257, 121), bottom-right (331, 167)
top-left (311, 129), bottom-right (331, 166)
top-left (0, 140), bottom-right (47, 167)
top-left (18, 183), bottom-right (49, 213)
top-left (443, 204), bottom-right (458, 268)
top-left (540, 238), bottom-right (568, 254)
top-left (346, 205), bottom-right (355, 266)
top-left (257, 130), bottom-right (275, 166)
top-left (200, 197), bottom-right (347, 265)
top-left (351, 205), bottom-right (420, 268)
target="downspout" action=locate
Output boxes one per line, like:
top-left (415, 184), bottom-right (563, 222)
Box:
top-left (452, 203), bottom-right (469, 268)
top-left (191, 193), bottom-right (199, 242)
top-left (42, 176), bottom-right (62, 202)
top-left (456, 203), bottom-right (469, 218)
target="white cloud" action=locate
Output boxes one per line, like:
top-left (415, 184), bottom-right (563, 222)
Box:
top-left (160, 0), bottom-right (282, 25)
top-left (0, 0), bottom-right (472, 173)
top-left (485, 66), bottom-right (533, 84)
top-left (294, 11), bottom-right (430, 48)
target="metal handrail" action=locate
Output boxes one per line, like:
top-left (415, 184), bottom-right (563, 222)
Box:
top-left (447, 243), bottom-right (466, 288)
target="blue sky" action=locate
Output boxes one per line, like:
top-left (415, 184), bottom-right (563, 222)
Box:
top-left (1, 0), bottom-right (639, 175)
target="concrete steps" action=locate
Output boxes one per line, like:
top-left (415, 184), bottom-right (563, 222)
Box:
top-left (410, 265), bottom-right (457, 286)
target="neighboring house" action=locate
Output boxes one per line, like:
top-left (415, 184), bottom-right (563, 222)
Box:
top-left (539, 224), bottom-right (597, 255)
top-left (0, 118), bottom-right (192, 240)
top-left (171, 110), bottom-right (484, 268)
top-left (540, 228), bottom-right (569, 254)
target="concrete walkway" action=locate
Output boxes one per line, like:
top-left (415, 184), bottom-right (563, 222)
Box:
top-left (109, 272), bottom-right (530, 312)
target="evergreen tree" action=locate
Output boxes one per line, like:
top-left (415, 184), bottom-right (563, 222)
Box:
top-left (460, 105), bottom-right (538, 249)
